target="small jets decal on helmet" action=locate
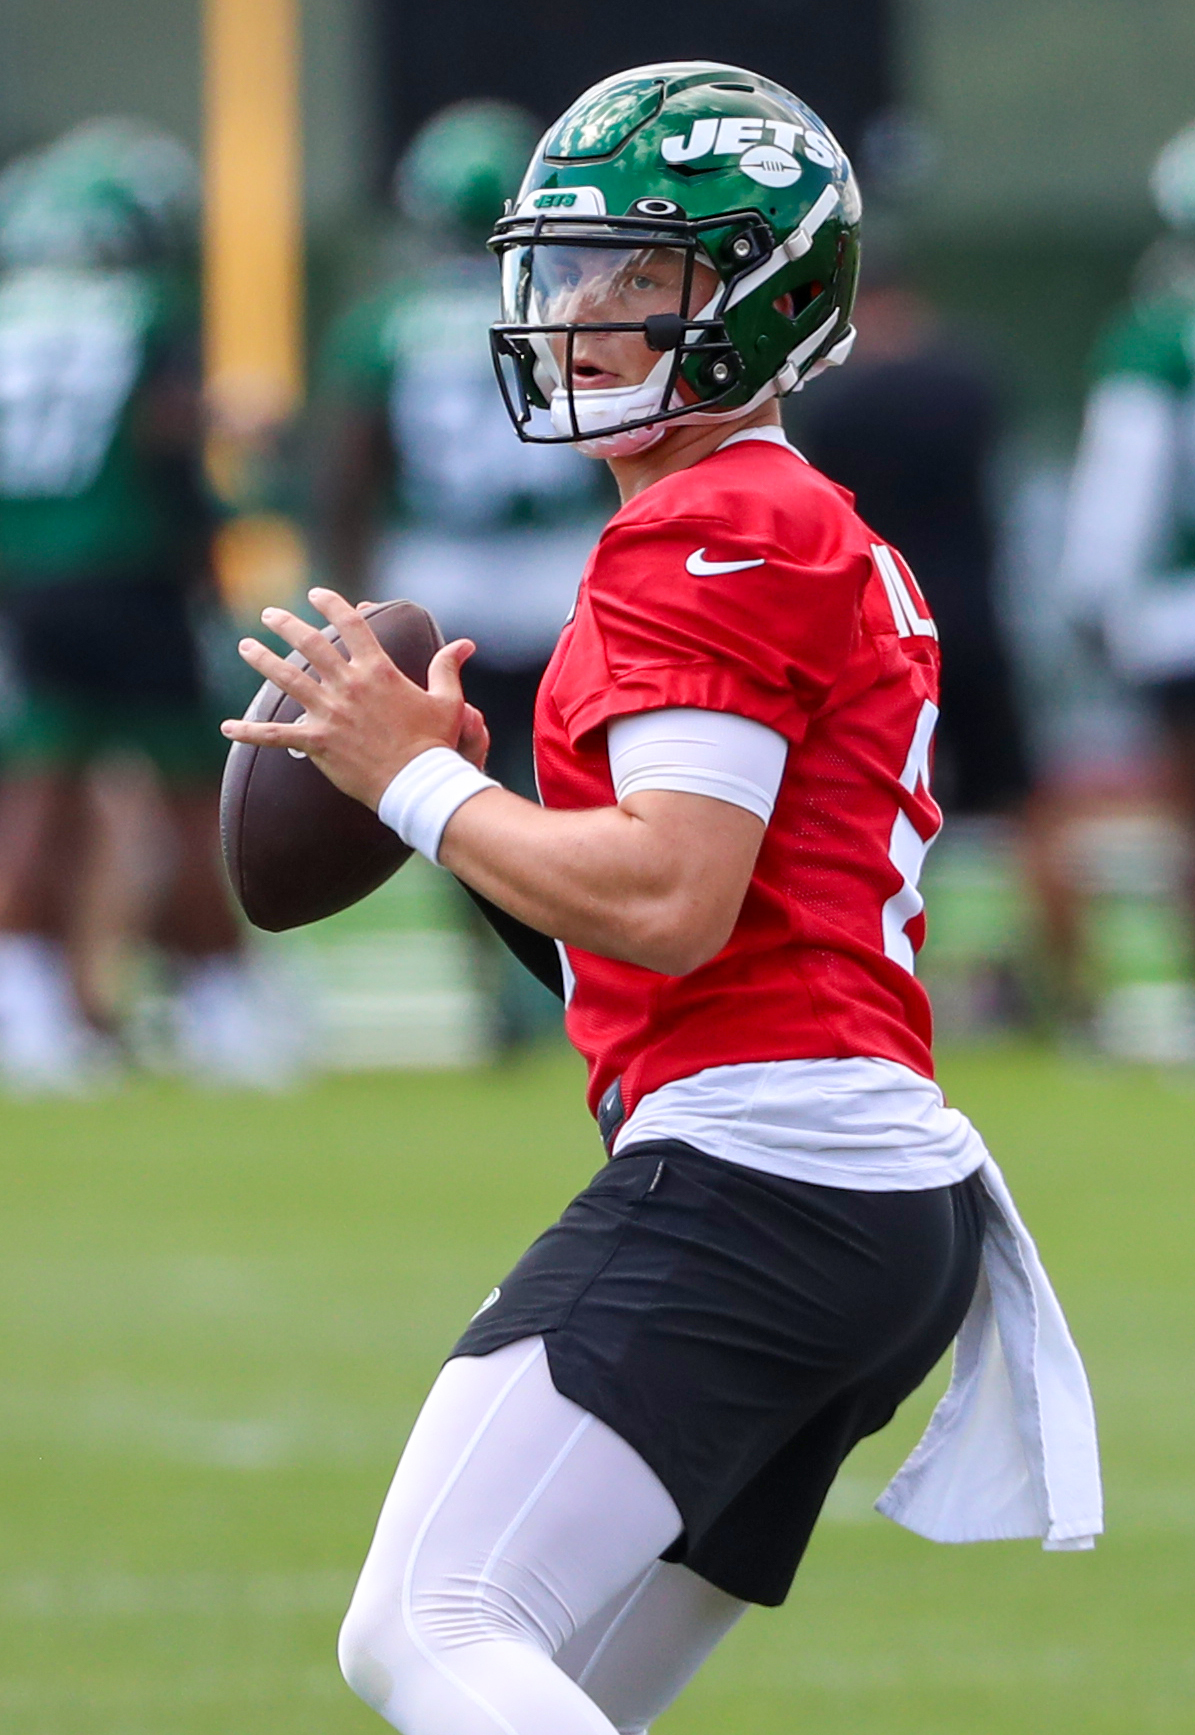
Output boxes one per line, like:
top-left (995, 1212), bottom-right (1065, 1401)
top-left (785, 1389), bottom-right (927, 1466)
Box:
top-left (515, 184), bottom-right (608, 218)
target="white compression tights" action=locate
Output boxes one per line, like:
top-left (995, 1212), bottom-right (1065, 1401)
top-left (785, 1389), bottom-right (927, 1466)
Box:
top-left (339, 1337), bottom-right (747, 1734)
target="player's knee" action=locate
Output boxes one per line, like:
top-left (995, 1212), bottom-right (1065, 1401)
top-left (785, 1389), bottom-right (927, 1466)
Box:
top-left (338, 1602), bottom-right (399, 1714)
top-left (338, 1577), bottom-right (535, 1716)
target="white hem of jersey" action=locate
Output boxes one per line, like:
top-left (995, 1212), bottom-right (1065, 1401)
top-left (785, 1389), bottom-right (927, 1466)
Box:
top-left (611, 1055), bottom-right (988, 1191)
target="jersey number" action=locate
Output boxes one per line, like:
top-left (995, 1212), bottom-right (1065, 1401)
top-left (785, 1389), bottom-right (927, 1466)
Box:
top-left (0, 316), bottom-right (139, 498)
top-left (873, 542), bottom-right (938, 640)
top-left (882, 697), bottom-right (942, 972)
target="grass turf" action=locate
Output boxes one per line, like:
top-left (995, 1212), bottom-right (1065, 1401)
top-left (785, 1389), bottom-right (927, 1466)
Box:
top-left (0, 1043), bottom-right (1191, 1733)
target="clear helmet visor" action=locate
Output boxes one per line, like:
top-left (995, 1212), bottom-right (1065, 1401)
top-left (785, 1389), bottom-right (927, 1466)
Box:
top-left (496, 239), bottom-right (723, 456)
top-left (500, 240), bottom-right (697, 329)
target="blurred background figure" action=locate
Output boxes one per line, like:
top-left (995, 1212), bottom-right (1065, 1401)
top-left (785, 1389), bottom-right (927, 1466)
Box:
top-left (796, 246), bottom-right (1029, 820)
top-left (310, 99), bottom-right (611, 1051)
top-left (1047, 121), bottom-right (1195, 1059)
top-left (793, 247), bottom-right (1035, 1032)
top-left (0, 120), bottom-right (287, 1091)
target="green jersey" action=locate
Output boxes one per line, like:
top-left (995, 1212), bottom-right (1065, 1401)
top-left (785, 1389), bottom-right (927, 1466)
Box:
top-left (0, 263), bottom-right (202, 583)
top-left (319, 257), bottom-right (603, 533)
top-left (317, 256), bottom-right (608, 665)
top-left (1059, 288), bottom-right (1195, 685)
top-left (1089, 292), bottom-right (1195, 572)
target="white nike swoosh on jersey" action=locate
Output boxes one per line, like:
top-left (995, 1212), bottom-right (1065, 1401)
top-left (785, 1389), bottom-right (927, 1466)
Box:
top-left (685, 548), bottom-right (767, 576)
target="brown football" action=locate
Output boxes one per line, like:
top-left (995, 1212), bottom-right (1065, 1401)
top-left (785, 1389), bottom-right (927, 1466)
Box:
top-left (220, 599), bottom-right (444, 932)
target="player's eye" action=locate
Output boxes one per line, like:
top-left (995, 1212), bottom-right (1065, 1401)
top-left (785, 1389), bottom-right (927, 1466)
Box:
top-left (544, 253), bottom-right (585, 295)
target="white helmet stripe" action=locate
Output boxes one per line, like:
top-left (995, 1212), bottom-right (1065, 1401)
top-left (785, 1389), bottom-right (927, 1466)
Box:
top-left (773, 310), bottom-right (843, 395)
top-left (725, 182), bottom-right (842, 311)
top-left (783, 308), bottom-right (840, 371)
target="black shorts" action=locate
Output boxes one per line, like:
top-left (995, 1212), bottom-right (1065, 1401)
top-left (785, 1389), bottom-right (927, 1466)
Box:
top-left (935, 644), bottom-right (1032, 814)
top-left (460, 658), bottom-right (545, 799)
top-left (1, 570), bottom-right (207, 704)
top-left (452, 1142), bottom-right (984, 1606)
top-left (0, 571), bottom-right (227, 781)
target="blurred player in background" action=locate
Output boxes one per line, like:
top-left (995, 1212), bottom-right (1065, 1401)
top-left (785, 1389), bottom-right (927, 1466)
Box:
top-left (1054, 123), bottom-right (1195, 1040)
top-left (795, 251), bottom-right (1029, 820)
top-left (794, 253), bottom-right (1035, 1028)
top-left (0, 122), bottom-right (274, 1090)
top-left (311, 99), bottom-right (611, 1048)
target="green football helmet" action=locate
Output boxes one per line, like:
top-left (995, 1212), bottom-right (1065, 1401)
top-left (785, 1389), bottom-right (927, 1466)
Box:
top-left (488, 61), bottom-right (861, 457)
top-left (44, 118), bottom-right (200, 257)
top-left (0, 119), bottom-right (198, 269)
top-left (397, 100), bottom-right (544, 245)
top-left (0, 157), bottom-right (151, 270)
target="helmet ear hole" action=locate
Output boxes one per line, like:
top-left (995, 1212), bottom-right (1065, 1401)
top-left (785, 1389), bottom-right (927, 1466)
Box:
top-left (776, 282), bottom-right (824, 322)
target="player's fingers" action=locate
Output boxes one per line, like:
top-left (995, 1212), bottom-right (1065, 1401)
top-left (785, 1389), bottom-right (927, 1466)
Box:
top-left (426, 639), bottom-right (476, 704)
top-left (236, 637), bottom-right (325, 707)
top-left (259, 607), bottom-right (346, 680)
top-left (220, 715), bottom-right (311, 749)
top-left (458, 702), bottom-right (491, 771)
top-left (309, 586), bottom-right (384, 662)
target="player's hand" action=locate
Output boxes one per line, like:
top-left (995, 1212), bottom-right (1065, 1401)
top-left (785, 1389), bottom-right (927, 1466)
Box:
top-left (458, 703), bottom-right (490, 771)
top-left (353, 599), bottom-right (490, 765)
top-left (221, 586), bottom-right (477, 810)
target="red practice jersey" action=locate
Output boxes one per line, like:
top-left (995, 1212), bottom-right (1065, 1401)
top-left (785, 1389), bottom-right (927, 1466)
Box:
top-left (534, 434), bottom-right (943, 1121)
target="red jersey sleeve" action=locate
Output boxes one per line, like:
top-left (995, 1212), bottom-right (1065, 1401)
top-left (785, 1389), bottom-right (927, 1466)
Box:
top-left (551, 507), bottom-right (869, 749)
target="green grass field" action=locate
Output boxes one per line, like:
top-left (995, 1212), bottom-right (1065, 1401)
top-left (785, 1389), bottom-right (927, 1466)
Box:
top-left (1, 1044), bottom-right (1192, 1733)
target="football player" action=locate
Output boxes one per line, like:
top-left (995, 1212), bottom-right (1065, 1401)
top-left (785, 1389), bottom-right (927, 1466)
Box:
top-left (0, 124), bottom-right (272, 1086)
top-left (226, 62), bottom-right (1099, 1735)
top-left (1057, 122), bottom-right (1195, 1008)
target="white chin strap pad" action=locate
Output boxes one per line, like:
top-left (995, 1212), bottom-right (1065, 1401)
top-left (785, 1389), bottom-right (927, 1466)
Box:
top-left (574, 421), bottom-right (669, 460)
top-left (548, 348), bottom-right (676, 444)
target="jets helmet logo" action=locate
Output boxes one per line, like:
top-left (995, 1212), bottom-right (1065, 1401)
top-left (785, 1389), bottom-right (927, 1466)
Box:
top-left (661, 116), bottom-right (840, 188)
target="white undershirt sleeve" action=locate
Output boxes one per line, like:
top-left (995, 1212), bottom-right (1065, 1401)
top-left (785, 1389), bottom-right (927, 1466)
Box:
top-left (606, 708), bottom-right (788, 825)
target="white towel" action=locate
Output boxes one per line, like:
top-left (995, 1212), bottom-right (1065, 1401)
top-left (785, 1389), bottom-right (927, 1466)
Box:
top-left (877, 1155), bottom-right (1103, 1550)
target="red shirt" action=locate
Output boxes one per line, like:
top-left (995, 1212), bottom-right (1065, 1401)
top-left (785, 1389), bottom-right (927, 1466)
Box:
top-left (534, 434), bottom-right (942, 1121)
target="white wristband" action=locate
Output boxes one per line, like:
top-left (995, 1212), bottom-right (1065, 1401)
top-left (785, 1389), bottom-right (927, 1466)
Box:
top-left (377, 747), bottom-right (498, 864)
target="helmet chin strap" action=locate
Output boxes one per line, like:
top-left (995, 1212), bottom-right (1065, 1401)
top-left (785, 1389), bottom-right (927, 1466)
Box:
top-left (548, 346), bottom-right (676, 449)
top-left (574, 422), bottom-right (669, 460)
top-left (547, 290), bottom-right (726, 456)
